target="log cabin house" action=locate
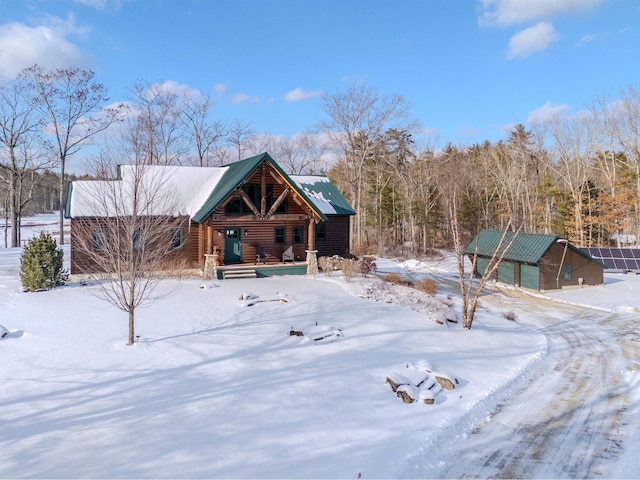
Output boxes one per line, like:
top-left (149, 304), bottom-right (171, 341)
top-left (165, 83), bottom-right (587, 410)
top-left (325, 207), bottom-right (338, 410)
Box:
top-left (65, 152), bottom-right (355, 277)
top-left (465, 229), bottom-right (604, 291)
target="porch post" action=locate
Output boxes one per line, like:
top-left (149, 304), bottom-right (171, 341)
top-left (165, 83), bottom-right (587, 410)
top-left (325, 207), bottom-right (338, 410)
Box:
top-left (307, 217), bottom-right (315, 251)
top-left (305, 250), bottom-right (318, 275)
top-left (204, 254), bottom-right (217, 279)
top-left (206, 224), bottom-right (213, 254)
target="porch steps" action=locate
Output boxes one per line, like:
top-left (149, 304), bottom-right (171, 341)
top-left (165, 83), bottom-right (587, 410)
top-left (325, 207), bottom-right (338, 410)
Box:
top-left (222, 267), bottom-right (257, 280)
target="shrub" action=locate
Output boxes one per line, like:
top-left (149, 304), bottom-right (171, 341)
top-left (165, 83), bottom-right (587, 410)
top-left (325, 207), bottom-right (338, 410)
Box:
top-left (503, 311), bottom-right (517, 321)
top-left (360, 255), bottom-right (377, 276)
top-left (20, 231), bottom-right (68, 292)
top-left (416, 278), bottom-right (437, 295)
top-left (382, 272), bottom-right (414, 287)
top-left (383, 272), bottom-right (403, 284)
top-left (339, 258), bottom-right (360, 282)
top-left (318, 256), bottom-right (342, 276)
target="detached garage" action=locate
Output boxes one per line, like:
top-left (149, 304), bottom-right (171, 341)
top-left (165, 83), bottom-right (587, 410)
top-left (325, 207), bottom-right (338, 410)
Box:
top-left (465, 230), bottom-right (604, 291)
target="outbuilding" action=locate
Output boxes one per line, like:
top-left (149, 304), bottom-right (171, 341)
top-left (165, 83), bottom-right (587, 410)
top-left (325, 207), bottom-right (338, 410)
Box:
top-left (465, 230), bottom-right (604, 291)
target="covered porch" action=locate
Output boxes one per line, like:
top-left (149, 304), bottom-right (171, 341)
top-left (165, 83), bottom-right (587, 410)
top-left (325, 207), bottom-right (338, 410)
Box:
top-left (203, 250), bottom-right (317, 280)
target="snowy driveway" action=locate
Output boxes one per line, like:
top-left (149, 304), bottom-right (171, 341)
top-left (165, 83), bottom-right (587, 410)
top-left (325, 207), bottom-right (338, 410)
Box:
top-left (409, 288), bottom-right (640, 478)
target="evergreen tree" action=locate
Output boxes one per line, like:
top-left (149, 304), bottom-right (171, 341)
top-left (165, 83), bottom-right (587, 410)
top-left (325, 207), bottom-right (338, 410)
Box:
top-left (20, 231), bottom-right (68, 291)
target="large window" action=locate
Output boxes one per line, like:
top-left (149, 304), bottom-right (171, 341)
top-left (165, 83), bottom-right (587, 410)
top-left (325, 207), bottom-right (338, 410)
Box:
top-left (274, 226), bottom-right (286, 244)
top-left (292, 225), bottom-right (304, 244)
top-left (224, 198), bottom-right (243, 215)
top-left (92, 227), bottom-right (109, 253)
top-left (273, 197), bottom-right (288, 214)
top-left (224, 184), bottom-right (288, 215)
top-left (244, 184), bottom-right (264, 208)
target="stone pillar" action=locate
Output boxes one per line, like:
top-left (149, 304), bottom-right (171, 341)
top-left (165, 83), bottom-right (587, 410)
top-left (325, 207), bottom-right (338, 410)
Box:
top-left (204, 254), bottom-right (217, 279)
top-left (305, 250), bottom-right (318, 275)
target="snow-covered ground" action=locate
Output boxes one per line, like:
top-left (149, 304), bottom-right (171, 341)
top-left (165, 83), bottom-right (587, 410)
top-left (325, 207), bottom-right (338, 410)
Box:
top-left (0, 215), bottom-right (639, 478)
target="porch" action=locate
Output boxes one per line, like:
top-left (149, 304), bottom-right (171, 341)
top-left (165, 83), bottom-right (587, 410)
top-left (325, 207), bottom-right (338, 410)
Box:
top-left (213, 261), bottom-right (308, 280)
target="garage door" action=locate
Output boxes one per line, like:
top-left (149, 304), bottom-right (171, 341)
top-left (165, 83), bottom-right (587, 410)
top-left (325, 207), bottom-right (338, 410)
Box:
top-left (497, 261), bottom-right (515, 285)
top-left (520, 264), bottom-right (540, 290)
top-left (476, 257), bottom-right (490, 277)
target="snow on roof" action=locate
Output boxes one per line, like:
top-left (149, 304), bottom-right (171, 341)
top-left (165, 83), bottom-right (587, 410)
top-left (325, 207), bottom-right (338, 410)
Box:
top-left (290, 175), bottom-right (355, 215)
top-left (68, 165), bottom-right (228, 219)
top-left (69, 164), bottom-right (351, 220)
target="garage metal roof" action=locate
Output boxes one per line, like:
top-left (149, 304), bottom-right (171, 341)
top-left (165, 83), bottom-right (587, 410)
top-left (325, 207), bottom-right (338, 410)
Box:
top-left (466, 229), bottom-right (604, 267)
top-left (465, 230), bottom-right (561, 264)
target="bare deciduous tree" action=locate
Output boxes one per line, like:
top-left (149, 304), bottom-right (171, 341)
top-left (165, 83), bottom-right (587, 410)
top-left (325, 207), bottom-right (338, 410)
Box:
top-left (226, 119), bottom-right (256, 161)
top-left (616, 84), bottom-right (640, 242)
top-left (72, 151), bottom-right (189, 345)
top-left (547, 114), bottom-right (597, 246)
top-left (129, 81), bottom-right (188, 166)
top-left (0, 73), bottom-right (55, 247)
top-left (449, 188), bottom-right (521, 329)
top-left (320, 82), bottom-right (418, 248)
top-left (180, 91), bottom-right (225, 167)
top-left (276, 132), bottom-right (331, 175)
top-left (22, 65), bottom-right (123, 244)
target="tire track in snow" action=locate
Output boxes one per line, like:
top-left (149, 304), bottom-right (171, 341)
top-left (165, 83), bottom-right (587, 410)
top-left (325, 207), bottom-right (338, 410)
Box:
top-left (411, 290), bottom-right (637, 479)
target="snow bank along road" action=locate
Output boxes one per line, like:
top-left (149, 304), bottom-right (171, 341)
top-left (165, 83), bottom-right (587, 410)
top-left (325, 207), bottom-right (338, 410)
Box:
top-left (405, 288), bottom-right (640, 478)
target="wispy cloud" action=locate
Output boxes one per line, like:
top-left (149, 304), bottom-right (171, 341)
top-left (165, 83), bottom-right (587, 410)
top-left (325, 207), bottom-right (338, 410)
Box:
top-left (0, 15), bottom-right (92, 77)
top-left (479, 0), bottom-right (603, 60)
top-left (507, 22), bottom-right (559, 59)
top-left (527, 100), bottom-right (571, 124)
top-left (479, 0), bottom-right (603, 27)
top-left (231, 93), bottom-right (259, 104)
top-left (284, 87), bottom-right (323, 103)
top-left (72, 0), bottom-right (122, 10)
top-left (577, 33), bottom-right (597, 47)
top-left (213, 83), bottom-right (228, 94)
top-left (156, 80), bottom-right (203, 101)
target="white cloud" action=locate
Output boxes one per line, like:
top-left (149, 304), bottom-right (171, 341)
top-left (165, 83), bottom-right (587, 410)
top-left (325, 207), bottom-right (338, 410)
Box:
top-left (527, 100), bottom-right (571, 124)
top-left (507, 22), bottom-right (559, 59)
top-left (0, 17), bottom-right (92, 77)
top-left (73, 0), bottom-right (107, 8)
top-left (480, 0), bottom-right (603, 27)
top-left (498, 122), bottom-right (516, 136)
top-left (419, 127), bottom-right (440, 138)
top-left (577, 33), bottom-right (597, 47)
top-left (213, 83), bottom-right (228, 94)
top-left (72, 0), bottom-right (123, 9)
top-left (231, 93), bottom-right (259, 104)
top-left (156, 80), bottom-right (202, 100)
top-left (284, 87), bottom-right (323, 103)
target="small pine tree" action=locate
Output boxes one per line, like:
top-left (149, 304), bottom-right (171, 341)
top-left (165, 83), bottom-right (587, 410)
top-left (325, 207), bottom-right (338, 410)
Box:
top-left (20, 231), bottom-right (68, 292)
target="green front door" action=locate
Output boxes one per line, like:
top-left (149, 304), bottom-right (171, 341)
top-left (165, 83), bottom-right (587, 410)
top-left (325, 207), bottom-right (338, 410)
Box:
top-left (224, 227), bottom-right (242, 264)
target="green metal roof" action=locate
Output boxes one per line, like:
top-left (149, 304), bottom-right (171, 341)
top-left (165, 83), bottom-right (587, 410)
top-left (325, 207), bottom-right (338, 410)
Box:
top-left (465, 229), bottom-right (605, 267)
top-left (191, 152), bottom-right (328, 223)
top-left (291, 176), bottom-right (356, 215)
top-left (465, 229), bottom-right (560, 264)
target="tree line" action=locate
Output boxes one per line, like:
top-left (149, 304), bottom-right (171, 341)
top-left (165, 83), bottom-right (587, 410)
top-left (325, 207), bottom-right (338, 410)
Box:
top-left (1, 65), bottom-right (639, 252)
top-left (321, 83), bottom-right (640, 253)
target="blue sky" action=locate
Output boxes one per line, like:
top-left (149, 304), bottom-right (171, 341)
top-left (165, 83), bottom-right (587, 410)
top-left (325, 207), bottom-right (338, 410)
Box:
top-left (0, 0), bottom-right (638, 149)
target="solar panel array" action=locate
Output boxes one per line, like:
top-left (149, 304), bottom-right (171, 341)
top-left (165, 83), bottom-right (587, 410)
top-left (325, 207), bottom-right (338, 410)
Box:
top-left (582, 247), bottom-right (640, 272)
